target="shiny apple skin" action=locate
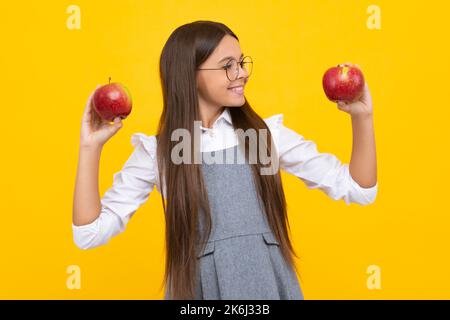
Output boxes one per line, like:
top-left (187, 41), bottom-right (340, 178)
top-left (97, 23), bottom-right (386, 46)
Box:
top-left (322, 66), bottom-right (365, 103)
top-left (93, 83), bottom-right (132, 121)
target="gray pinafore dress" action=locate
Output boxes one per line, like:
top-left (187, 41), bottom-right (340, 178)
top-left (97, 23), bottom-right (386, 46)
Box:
top-left (165, 144), bottom-right (303, 300)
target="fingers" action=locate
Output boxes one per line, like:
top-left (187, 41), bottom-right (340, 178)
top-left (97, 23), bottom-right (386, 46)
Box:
top-left (337, 101), bottom-right (351, 113)
top-left (90, 106), bottom-right (100, 129)
top-left (87, 85), bottom-right (103, 128)
top-left (363, 82), bottom-right (369, 94)
top-left (83, 85), bottom-right (100, 117)
top-left (83, 85), bottom-right (101, 126)
top-left (113, 117), bottom-right (123, 127)
top-left (107, 117), bottom-right (123, 135)
top-left (362, 81), bottom-right (371, 102)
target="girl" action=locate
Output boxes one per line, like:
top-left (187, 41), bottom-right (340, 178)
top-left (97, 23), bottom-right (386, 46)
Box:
top-left (72, 20), bottom-right (378, 300)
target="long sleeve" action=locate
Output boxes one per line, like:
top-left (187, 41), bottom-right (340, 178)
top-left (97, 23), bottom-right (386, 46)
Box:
top-left (72, 133), bottom-right (158, 250)
top-left (264, 114), bottom-right (378, 206)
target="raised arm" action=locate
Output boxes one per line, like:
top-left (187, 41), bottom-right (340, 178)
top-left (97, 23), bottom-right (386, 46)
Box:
top-left (72, 86), bottom-right (157, 250)
top-left (73, 85), bottom-right (123, 227)
top-left (264, 114), bottom-right (378, 206)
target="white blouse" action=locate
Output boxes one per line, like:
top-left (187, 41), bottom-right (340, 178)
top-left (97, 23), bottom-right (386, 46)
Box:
top-left (72, 108), bottom-right (378, 250)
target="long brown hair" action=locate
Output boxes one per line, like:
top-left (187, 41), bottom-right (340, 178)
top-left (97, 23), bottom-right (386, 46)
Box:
top-left (156, 20), bottom-right (300, 299)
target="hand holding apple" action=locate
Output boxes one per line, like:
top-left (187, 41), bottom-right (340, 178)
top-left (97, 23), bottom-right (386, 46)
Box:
top-left (79, 85), bottom-right (124, 148)
top-left (323, 63), bottom-right (373, 118)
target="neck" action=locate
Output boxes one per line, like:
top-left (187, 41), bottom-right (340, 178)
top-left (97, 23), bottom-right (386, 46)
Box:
top-left (199, 103), bottom-right (224, 129)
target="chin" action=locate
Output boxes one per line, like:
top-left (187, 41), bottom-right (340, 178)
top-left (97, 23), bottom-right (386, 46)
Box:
top-left (226, 97), bottom-right (246, 107)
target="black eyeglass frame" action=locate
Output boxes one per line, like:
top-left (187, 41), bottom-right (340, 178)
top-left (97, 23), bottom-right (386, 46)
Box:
top-left (196, 56), bottom-right (253, 81)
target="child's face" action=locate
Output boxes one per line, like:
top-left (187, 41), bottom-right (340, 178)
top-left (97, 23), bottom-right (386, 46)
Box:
top-left (196, 35), bottom-right (249, 109)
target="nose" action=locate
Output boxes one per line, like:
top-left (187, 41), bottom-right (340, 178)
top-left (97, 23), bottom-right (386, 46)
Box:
top-left (237, 64), bottom-right (249, 80)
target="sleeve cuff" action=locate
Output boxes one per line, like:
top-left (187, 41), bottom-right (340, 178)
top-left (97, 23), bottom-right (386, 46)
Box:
top-left (347, 167), bottom-right (378, 205)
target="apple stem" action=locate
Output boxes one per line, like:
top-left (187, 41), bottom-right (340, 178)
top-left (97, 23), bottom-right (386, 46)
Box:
top-left (109, 77), bottom-right (111, 84)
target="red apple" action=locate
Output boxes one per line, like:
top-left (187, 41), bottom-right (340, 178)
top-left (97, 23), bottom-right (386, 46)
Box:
top-left (93, 77), bottom-right (132, 122)
top-left (322, 64), bottom-right (365, 103)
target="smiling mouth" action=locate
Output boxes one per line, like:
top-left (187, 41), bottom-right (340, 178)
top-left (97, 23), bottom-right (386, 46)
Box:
top-left (228, 86), bottom-right (244, 95)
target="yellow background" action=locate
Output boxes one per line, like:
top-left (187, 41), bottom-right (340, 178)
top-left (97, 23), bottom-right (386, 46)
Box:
top-left (0, 0), bottom-right (448, 299)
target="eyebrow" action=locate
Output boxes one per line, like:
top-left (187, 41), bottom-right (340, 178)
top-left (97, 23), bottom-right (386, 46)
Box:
top-left (218, 53), bottom-right (244, 64)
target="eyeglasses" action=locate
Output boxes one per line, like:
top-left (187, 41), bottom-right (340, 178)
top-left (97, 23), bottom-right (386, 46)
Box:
top-left (196, 56), bottom-right (253, 81)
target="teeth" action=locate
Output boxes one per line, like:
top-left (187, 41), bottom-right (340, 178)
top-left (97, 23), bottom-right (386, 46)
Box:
top-left (229, 86), bottom-right (244, 94)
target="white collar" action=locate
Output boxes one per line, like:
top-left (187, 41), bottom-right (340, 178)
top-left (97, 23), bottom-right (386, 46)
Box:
top-left (199, 107), bottom-right (233, 131)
